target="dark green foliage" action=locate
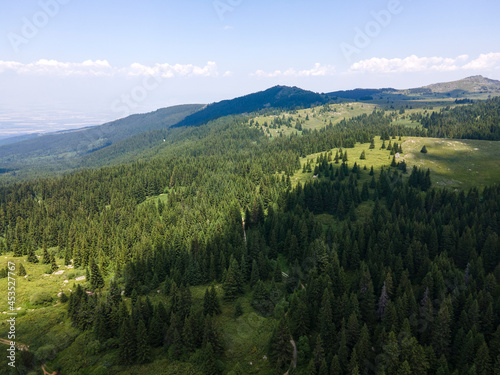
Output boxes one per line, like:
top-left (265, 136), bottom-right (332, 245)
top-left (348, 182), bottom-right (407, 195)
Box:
top-left (136, 319), bottom-right (151, 364)
top-left (50, 253), bottom-right (58, 273)
top-left (420, 145), bottom-right (428, 153)
top-left (203, 342), bottom-right (220, 375)
top-left (234, 299), bottom-right (243, 318)
top-left (119, 317), bottom-right (136, 365)
top-left (419, 97), bottom-right (500, 140)
top-left (18, 262), bottom-right (26, 276)
top-left (27, 248), bottom-right (38, 263)
top-left (203, 285), bottom-right (221, 316)
top-left (42, 243), bottom-right (50, 264)
top-left (90, 258), bottom-right (105, 291)
top-left (269, 319), bottom-right (293, 371)
top-left (223, 257), bottom-right (243, 301)
top-left (1, 97), bottom-right (500, 375)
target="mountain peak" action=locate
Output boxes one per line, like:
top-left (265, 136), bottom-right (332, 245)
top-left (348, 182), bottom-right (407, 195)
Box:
top-left (421, 75), bottom-right (500, 93)
top-left (174, 85), bottom-right (329, 128)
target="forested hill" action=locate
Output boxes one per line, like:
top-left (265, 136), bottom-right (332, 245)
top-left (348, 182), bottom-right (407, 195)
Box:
top-left (173, 85), bottom-right (330, 128)
top-left (0, 104), bottom-right (203, 166)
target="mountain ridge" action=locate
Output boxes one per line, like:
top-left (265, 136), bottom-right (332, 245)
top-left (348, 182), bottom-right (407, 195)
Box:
top-left (173, 85), bottom-right (330, 128)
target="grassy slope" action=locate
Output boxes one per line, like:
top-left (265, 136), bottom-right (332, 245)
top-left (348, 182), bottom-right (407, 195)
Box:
top-left (292, 136), bottom-right (500, 191)
top-left (251, 102), bottom-right (377, 137)
top-left (0, 252), bottom-right (278, 374)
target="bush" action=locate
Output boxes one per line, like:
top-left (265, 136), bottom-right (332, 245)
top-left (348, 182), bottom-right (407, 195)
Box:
top-left (36, 344), bottom-right (57, 361)
top-left (30, 291), bottom-right (53, 306)
top-left (420, 145), bottom-right (428, 153)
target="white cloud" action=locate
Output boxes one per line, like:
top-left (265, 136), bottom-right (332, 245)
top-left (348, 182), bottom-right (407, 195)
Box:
top-left (0, 59), bottom-right (114, 76)
top-left (462, 53), bottom-right (500, 70)
top-left (349, 53), bottom-right (500, 74)
top-left (128, 61), bottom-right (218, 78)
top-left (348, 55), bottom-right (466, 73)
top-left (0, 59), bottom-right (219, 78)
top-left (253, 63), bottom-right (336, 78)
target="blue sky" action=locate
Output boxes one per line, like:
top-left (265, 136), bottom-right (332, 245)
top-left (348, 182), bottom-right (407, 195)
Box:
top-left (1, 0), bottom-right (500, 137)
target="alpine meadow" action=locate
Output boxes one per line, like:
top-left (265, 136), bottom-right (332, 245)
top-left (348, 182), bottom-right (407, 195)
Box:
top-left (1, 1), bottom-right (500, 375)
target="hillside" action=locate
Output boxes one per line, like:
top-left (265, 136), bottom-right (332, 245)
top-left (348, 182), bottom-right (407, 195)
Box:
top-left (328, 75), bottom-right (500, 102)
top-left (420, 74), bottom-right (500, 94)
top-left (0, 92), bottom-right (500, 374)
top-left (174, 85), bottom-right (330, 128)
top-left (0, 104), bottom-right (203, 168)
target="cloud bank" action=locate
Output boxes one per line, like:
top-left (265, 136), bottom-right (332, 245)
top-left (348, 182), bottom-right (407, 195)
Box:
top-left (348, 53), bottom-right (500, 73)
top-left (0, 59), bottom-right (220, 77)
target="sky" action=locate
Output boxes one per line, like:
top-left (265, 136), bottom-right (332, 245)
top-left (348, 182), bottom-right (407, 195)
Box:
top-left (1, 0), bottom-right (500, 138)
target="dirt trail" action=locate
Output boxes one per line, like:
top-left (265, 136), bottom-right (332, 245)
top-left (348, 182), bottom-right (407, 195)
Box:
top-left (42, 364), bottom-right (59, 375)
top-left (0, 338), bottom-right (29, 351)
top-left (290, 338), bottom-right (297, 369)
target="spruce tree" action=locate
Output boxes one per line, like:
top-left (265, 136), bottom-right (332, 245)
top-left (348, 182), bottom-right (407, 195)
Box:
top-left (203, 342), bottom-right (219, 375)
top-left (119, 317), bottom-right (136, 364)
top-left (270, 319), bottom-right (293, 371)
top-left (136, 319), bottom-right (151, 364)
top-left (18, 263), bottom-right (26, 276)
top-left (27, 248), bottom-right (38, 263)
top-left (50, 253), bottom-right (58, 273)
top-left (42, 243), bottom-right (50, 264)
top-left (223, 257), bottom-right (243, 300)
top-left (90, 258), bottom-right (104, 291)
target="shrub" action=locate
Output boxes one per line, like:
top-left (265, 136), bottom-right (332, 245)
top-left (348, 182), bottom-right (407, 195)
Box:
top-left (36, 344), bottom-right (57, 361)
top-left (30, 291), bottom-right (53, 306)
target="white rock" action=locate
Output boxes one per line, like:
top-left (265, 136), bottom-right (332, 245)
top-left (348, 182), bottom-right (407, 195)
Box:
top-left (75, 276), bottom-right (86, 281)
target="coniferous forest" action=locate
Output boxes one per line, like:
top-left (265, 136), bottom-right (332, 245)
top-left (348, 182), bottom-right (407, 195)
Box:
top-left (0, 97), bottom-right (500, 374)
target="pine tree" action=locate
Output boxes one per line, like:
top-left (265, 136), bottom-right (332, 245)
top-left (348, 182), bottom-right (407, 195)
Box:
top-left (432, 302), bottom-right (451, 357)
top-left (42, 243), bottom-right (50, 264)
top-left (382, 331), bottom-right (400, 374)
top-left (250, 259), bottom-right (260, 286)
top-left (90, 258), bottom-right (105, 291)
top-left (420, 145), bottom-right (428, 153)
top-left (223, 257), bottom-right (243, 300)
top-left (136, 319), bottom-right (150, 364)
top-left (330, 355), bottom-right (341, 375)
top-left (313, 335), bottom-right (325, 370)
top-left (18, 263), bottom-right (26, 276)
top-left (27, 248), bottom-right (38, 263)
top-left (50, 253), bottom-right (58, 273)
top-left (148, 309), bottom-right (164, 347)
top-left (475, 342), bottom-right (492, 375)
top-left (203, 342), bottom-right (219, 375)
top-left (119, 317), bottom-right (136, 364)
top-left (270, 319), bottom-right (293, 371)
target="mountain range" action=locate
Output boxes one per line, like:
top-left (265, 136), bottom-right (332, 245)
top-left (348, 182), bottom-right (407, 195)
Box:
top-left (1, 75), bottom-right (499, 179)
